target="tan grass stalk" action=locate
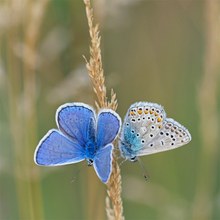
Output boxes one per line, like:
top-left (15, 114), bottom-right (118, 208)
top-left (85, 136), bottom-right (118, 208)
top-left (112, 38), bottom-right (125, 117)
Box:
top-left (83, 0), bottom-right (124, 219)
top-left (192, 0), bottom-right (220, 219)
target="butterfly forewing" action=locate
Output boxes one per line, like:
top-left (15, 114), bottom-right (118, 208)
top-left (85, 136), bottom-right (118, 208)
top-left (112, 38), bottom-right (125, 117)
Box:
top-left (127, 102), bottom-right (165, 138)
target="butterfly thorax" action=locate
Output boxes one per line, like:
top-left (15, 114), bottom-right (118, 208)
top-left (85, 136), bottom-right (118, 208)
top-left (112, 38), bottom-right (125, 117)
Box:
top-left (119, 140), bottom-right (139, 161)
top-left (120, 124), bottom-right (142, 160)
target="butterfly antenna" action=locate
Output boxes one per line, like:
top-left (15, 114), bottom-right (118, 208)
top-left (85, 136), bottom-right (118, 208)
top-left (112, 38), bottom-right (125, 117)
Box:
top-left (137, 157), bottom-right (150, 181)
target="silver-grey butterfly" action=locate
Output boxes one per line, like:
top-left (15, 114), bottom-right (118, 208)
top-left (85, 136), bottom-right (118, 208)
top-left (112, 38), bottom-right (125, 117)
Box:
top-left (119, 102), bottom-right (192, 162)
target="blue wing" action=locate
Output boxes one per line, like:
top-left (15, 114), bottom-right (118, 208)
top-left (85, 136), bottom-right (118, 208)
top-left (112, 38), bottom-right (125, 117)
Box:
top-left (96, 110), bottom-right (121, 148)
top-left (56, 103), bottom-right (96, 146)
top-left (93, 144), bottom-right (113, 183)
top-left (34, 129), bottom-right (85, 166)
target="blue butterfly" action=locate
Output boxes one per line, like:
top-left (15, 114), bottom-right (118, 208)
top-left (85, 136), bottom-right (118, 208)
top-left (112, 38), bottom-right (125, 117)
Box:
top-left (34, 102), bottom-right (121, 183)
top-left (119, 102), bottom-right (192, 162)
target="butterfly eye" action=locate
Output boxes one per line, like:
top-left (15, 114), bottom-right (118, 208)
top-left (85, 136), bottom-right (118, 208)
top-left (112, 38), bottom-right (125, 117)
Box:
top-left (130, 157), bottom-right (137, 162)
top-left (87, 159), bottom-right (93, 166)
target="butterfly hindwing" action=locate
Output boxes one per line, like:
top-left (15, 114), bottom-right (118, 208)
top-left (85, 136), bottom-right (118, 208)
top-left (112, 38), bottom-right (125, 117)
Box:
top-left (136, 118), bottom-right (191, 156)
top-left (93, 144), bottom-right (113, 183)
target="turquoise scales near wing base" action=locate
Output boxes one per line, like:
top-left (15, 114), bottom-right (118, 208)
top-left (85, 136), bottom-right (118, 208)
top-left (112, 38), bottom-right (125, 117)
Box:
top-left (119, 102), bottom-right (192, 160)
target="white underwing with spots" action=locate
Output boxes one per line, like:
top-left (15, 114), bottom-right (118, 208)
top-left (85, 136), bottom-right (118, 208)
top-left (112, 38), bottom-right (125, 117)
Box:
top-left (119, 102), bottom-right (192, 161)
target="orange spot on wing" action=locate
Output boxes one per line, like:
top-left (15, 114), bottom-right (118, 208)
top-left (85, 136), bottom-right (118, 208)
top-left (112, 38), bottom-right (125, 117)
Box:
top-left (138, 110), bottom-right (143, 115)
top-left (157, 117), bottom-right (162, 122)
top-left (130, 111), bottom-right (135, 116)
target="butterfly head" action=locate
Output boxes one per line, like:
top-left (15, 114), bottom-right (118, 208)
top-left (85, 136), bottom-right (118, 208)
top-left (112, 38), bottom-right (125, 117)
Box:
top-left (130, 156), bottom-right (138, 162)
top-left (87, 158), bottom-right (94, 166)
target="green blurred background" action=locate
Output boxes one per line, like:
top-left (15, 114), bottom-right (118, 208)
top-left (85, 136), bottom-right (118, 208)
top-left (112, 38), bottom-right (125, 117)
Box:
top-left (0, 0), bottom-right (220, 220)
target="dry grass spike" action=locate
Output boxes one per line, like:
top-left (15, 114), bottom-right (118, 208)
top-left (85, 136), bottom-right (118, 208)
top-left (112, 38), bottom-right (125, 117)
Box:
top-left (83, 0), bottom-right (124, 219)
